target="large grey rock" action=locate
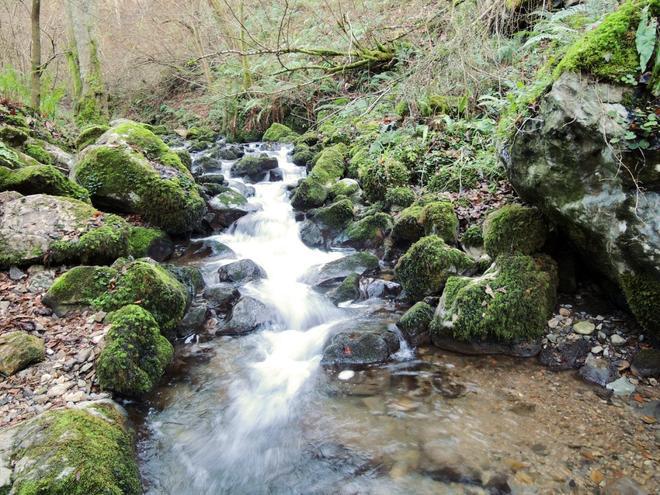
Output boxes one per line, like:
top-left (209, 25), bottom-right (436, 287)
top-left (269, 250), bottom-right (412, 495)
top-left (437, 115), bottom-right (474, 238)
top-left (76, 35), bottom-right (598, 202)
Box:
top-left (217, 296), bottom-right (273, 335)
top-left (579, 354), bottom-right (615, 387)
top-left (321, 326), bottom-right (399, 367)
top-left (204, 284), bottom-right (241, 313)
top-left (505, 72), bottom-right (659, 331)
top-left (217, 259), bottom-right (267, 284)
top-left (205, 190), bottom-right (255, 230)
top-left (231, 154), bottom-right (278, 182)
top-left (302, 252), bottom-right (379, 289)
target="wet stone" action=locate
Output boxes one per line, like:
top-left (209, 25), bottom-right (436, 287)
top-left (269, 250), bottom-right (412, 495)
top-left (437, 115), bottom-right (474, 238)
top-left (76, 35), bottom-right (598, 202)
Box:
top-left (573, 321), bottom-right (595, 335)
top-left (538, 339), bottom-right (590, 371)
top-left (579, 354), bottom-right (615, 387)
top-left (217, 259), bottom-right (267, 284)
top-left (321, 328), bottom-right (399, 367)
top-left (216, 296), bottom-right (273, 335)
top-left (204, 284), bottom-right (241, 313)
top-left (631, 349), bottom-right (660, 378)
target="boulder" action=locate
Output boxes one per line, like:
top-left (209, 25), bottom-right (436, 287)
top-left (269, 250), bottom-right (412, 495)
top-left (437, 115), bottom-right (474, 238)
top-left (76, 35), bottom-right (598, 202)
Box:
top-left (127, 226), bottom-right (173, 261)
top-left (579, 354), bottom-right (616, 387)
top-left (217, 259), bottom-right (267, 284)
top-left (0, 331), bottom-right (44, 376)
top-left (397, 302), bottom-right (435, 346)
top-left (97, 305), bottom-right (173, 396)
top-left (231, 154), bottom-right (278, 182)
top-left (178, 239), bottom-right (236, 263)
top-left (327, 272), bottom-right (360, 304)
top-left (175, 300), bottom-right (209, 336)
top-left (363, 279), bottom-right (402, 299)
top-left (3, 401), bottom-right (141, 494)
top-left (43, 259), bottom-right (188, 331)
top-left (269, 168), bottom-right (284, 182)
top-left (309, 198), bottom-right (354, 231)
top-left (0, 192), bottom-right (130, 268)
top-left (395, 235), bottom-right (475, 301)
top-left (72, 120), bottom-right (206, 234)
top-left (204, 284), bottom-right (241, 313)
top-left (300, 219), bottom-right (324, 247)
top-left (214, 144), bottom-right (244, 161)
top-left (291, 145), bottom-right (346, 210)
top-left (631, 349), bottom-right (660, 378)
top-left (504, 71), bottom-right (660, 334)
top-left (262, 123), bottom-right (299, 143)
top-left (205, 190), bottom-right (254, 229)
top-left (339, 213), bottom-right (393, 250)
top-left (0, 164), bottom-right (90, 201)
top-left (392, 201), bottom-right (458, 245)
top-left (217, 296), bottom-right (273, 335)
top-left (431, 254), bottom-right (558, 343)
top-left (482, 204), bottom-right (546, 257)
top-left (0, 141), bottom-right (23, 169)
top-left (321, 326), bottom-right (400, 367)
top-left (303, 252), bottom-right (379, 289)
top-left (76, 124), bottom-right (110, 150)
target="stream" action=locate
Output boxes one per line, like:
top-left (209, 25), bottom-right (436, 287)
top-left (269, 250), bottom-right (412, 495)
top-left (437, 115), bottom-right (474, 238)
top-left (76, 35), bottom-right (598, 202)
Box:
top-left (135, 144), bottom-right (657, 495)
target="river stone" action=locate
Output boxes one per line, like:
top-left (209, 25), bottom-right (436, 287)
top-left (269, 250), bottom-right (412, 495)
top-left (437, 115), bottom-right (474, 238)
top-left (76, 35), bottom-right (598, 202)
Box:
top-left (231, 154), bottom-right (278, 182)
top-left (538, 339), bottom-right (590, 371)
top-left (217, 259), bottom-right (267, 284)
top-left (321, 328), bottom-right (399, 367)
top-left (431, 327), bottom-right (542, 357)
top-left (300, 219), bottom-right (324, 247)
top-left (41, 142), bottom-right (74, 174)
top-left (303, 253), bottom-right (379, 289)
top-left (363, 279), bottom-right (402, 299)
top-left (0, 331), bottom-right (45, 376)
top-left (179, 239), bottom-right (236, 263)
top-left (204, 284), bottom-right (241, 313)
top-left (504, 72), bottom-right (660, 334)
top-left (579, 354), bottom-right (615, 387)
top-left (631, 349), bottom-right (660, 378)
top-left (606, 377), bottom-right (635, 397)
top-left (217, 296), bottom-right (273, 335)
top-left (175, 300), bottom-right (209, 337)
top-left (206, 190), bottom-right (254, 230)
top-left (0, 192), bottom-right (129, 268)
top-left (269, 168), bottom-right (284, 182)
top-left (214, 144), bottom-right (244, 161)
top-left (573, 321), bottom-right (596, 335)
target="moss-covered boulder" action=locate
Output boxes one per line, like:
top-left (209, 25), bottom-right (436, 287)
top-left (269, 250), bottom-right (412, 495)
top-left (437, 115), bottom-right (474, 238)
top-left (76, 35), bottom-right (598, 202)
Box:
top-left (329, 178), bottom-right (360, 200)
top-left (44, 259), bottom-right (188, 330)
top-left (341, 212), bottom-right (393, 249)
top-left (97, 305), bottom-right (173, 396)
top-left (0, 165), bottom-right (90, 201)
top-left (397, 302), bottom-right (435, 346)
top-left (0, 125), bottom-right (28, 146)
top-left (127, 226), bottom-right (173, 261)
top-left (327, 272), bottom-right (360, 304)
top-left (483, 204), bottom-right (546, 257)
top-left (262, 123), bottom-right (299, 143)
top-left (291, 144), bottom-right (347, 209)
top-left (231, 154), bottom-right (278, 182)
top-left (310, 198), bottom-right (355, 231)
top-left (461, 224), bottom-right (486, 260)
top-left (292, 144), bottom-right (317, 168)
top-left (393, 201), bottom-right (458, 244)
top-left (385, 186), bottom-right (415, 210)
top-left (0, 141), bottom-right (24, 169)
top-left (22, 142), bottom-right (52, 165)
top-left (0, 331), bottom-right (45, 376)
top-left (72, 120), bottom-right (206, 234)
top-left (358, 157), bottom-right (410, 202)
top-left (431, 254), bottom-right (558, 343)
top-left (620, 271), bottom-right (660, 336)
top-left (0, 192), bottom-right (130, 268)
top-left (76, 124), bottom-right (110, 150)
top-left (392, 204), bottom-right (425, 243)
top-left (7, 402), bottom-right (141, 494)
top-left (395, 235), bottom-right (475, 301)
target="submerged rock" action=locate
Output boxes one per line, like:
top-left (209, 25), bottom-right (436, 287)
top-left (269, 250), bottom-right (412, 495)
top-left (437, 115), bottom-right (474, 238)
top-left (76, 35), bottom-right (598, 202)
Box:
top-left (0, 331), bottom-right (45, 376)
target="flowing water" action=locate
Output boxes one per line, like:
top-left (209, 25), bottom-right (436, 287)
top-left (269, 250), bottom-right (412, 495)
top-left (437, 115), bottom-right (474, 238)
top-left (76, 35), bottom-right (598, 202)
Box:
top-left (136, 144), bottom-right (659, 495)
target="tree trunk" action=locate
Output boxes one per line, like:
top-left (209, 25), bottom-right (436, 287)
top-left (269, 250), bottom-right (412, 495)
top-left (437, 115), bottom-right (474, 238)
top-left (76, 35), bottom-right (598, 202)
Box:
top-left (30, 0), bottom-right (41, 110)
top-left (239, 0), bottom-right (252, 91)
top-left (64, 0), bottom-right (107, 124)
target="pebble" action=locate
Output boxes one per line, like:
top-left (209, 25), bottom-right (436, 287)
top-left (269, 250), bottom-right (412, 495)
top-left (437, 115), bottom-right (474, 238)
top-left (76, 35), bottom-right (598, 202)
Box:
top-left (8, 266), bottom-right (26, 280)
top-left (610, 334), bottom-right (626, 346)
top-left (591, 346), bottom-right (603, 354)
top-left (46, 382), bottom-right (73, 398)
top-left (559, 308), bottom-right (571, 317)
top-left (598, 331), bottom-right (607, 340)
top-left (548, 317), bottom-right (560, 329)
top-left (605, 377), bottom-right (635, 396)
top-left (573, 321), bottom-right (596, 335)
top-left (337, 370), bottom-right (355, 381)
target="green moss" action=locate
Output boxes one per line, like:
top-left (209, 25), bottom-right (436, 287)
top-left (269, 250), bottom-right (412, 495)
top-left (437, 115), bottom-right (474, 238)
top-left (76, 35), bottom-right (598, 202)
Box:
top-left (292, 145), bottom-right (316, 167)
top-left (392, 204), bottom-right (425, 242)
top-left (431, 254), bottom-right (558, 342)
top-left (483, 204), bottom-right (547, 257)
top-left (620, 271), bottom-right (660, 335)
top-left (127, 227), bottom-right (168, 258)
top-left (186, 126), bottom-right (215, 142)
top-left (23, 142), bottom-right (52, 165)
top-left (0, 165), bottom-right (90, 201)
top-left (397, 301), bottom-right (435, 338)
top-left (50, 212), bottom-right (130, 265)
top-left (74, 144), bottom-right (205, 234)
top-left (175, 148), bottom-right (192, 169)
top-left (329, 272), bottom-right (360, 304)
top-left (385, 187), bottom-right (415, 209)
top-left (358, 157), bottom-right (411, 202)
top-left (0, 125), bottom-right (28, 146)
top-left (262, 122), bottom-right (299, 142)
top-left (231, 154), bottom-right (277, 180)
top-left (427, 165), bottom-right (480, 193)
top-left (0, 141), bottom-right (23, 169)
top-left (97, 305), bottom-right (173, 396)
top-left (43, 266), bottom-right (117, 314)
top-left (395, 235), bottom-right (475, 301)
top-left (291, 144), bottom-right (347, 209)
top-left (291, 176), bottom-right (328, 209)
top-left (329, 179), bottom-right (360, 199)
top-left (213, 189), bottom-right (247, 206)
top-left (419, 201), bottom-right (459, 242)
top-left (10, 404), bottom-right (141, 495)
top-left (556, 0), bottom-right (658, 84)
top-left (313, 198), bottom-right (355, 230)
top-left (344, 213), bottom-right (393, 246)
top-left (461, 224), bottom-right (484, 248)
top-left (76, 124), bottom-right (109, 150)
top-left (294, 131), bottom-right (319, 146)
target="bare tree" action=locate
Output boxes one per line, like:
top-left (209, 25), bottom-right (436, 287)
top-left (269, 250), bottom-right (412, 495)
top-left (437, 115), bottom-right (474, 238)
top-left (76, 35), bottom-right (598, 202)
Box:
top-left (30, 0), bottom-right (41, 110)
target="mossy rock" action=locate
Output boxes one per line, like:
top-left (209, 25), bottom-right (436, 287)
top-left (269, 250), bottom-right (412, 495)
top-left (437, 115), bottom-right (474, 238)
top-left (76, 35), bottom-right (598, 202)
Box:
top-left (556, 0), bottom-right (659, 84)
top-left (395, 235), bottom-right (475, 301)
top-left (0, 165), bottom-right (90, 201)
top-left (76, 124), bottom-right (110, 150)
top-left (385, 187), bottom-right (415, 209)
top-left (397, 301), bottom-right (435, 345)
top-left (392, 204), bottom-right (425, 243)
top-left (291, 144), bottom-right (347, 209)
top-left (292, 145), bottom-right (317, 167)
top-left (328, 272), bottom-right (360, 304)
top-left (44, 259), bottom-right (188, 330)
top-left (0, 141), bottom-right (23, 169)
top-left (175, 148), bottom-right (192, 169)
top-left (231, 154), bottom-right (278, 182)
top-left (0, 125), bottom-right (28, 146)
top-left (419, 201), bottom-right (459, 242)
top-left (461, 224), bottom-right (484, 248)
top-left (22, 142), bottom-right (52, 165)
top-left (431, 254), bottom-right (558, 343)
top-left (342, 212), bottom-right (393, 248)
top-left (127, 226), bottom-right (172, 261)
top-left (329, 178), bottom-right (360, 200)
top-left (294, 131), bottom-right (320, 146)
top-left (97, 305), bottom-right (173, 396)
top-left (8, 402), bottom-right (141, 495)
top-left (0, 193), bottom-right (130, 268)
top-left (620, 271), bottom-right (660, 335)
top-left (358, 157), bottom-right (410, 202)
top-left (73, 121), bottom-right (206, 234)
top-left (262, 123), bottom-right (299, 143)
top-left (0, 331), bottom-right (45, 376)
top-left (312, 198), bottom-right (355, 230)
top-left (483, 204), bottom-right (546, 257)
